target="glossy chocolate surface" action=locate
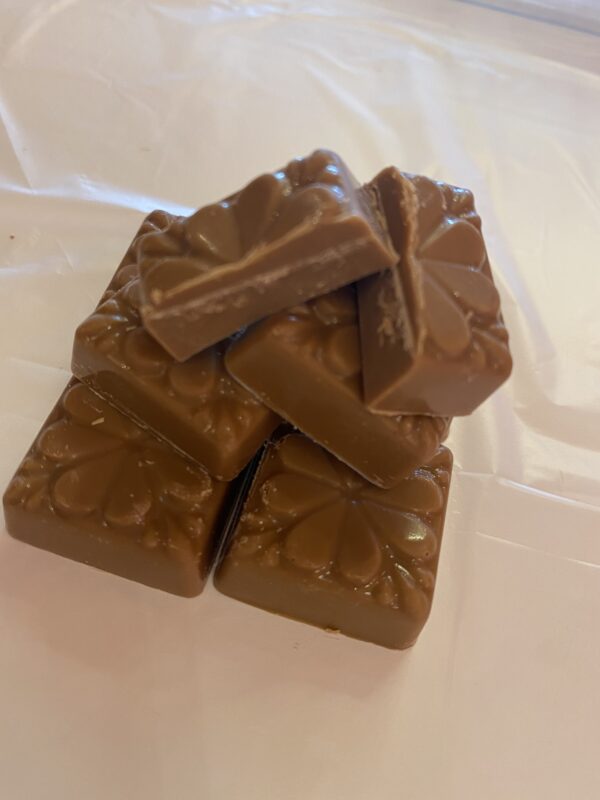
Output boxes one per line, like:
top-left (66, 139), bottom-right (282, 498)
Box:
top-left (72, 213), bottom-right (279, 481)
top-left (3, 381), bottom-right (232, 596)
top-left (225, 287), bottom-right (449, 488)
top-left (137, 150), bottom-right (396, 360)
top-left (215, 434), bottom-right (452, 649)
top-left (359, 169), bottom-right (512, 416)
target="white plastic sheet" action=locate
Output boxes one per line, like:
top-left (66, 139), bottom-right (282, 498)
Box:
top-left (1, 2), bottom-right (599, 798)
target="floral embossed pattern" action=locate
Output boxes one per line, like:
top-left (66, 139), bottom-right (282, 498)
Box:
top-left (134, 150), bottom-right (395, 361)
top-left (217, 435), bottom-right (452, 648)
top-left (3, 382), bottom-right (230, 595)
top-left (410, 174), bottom-right (511, 371)
top-left (258, 287), bottom-right (450, 460)
top-left (73, 228), bottom-right (279, 480)
top-left (135, 150), bottom-right (356, 288)
top-left (360, 169), bottom-right (512, 416)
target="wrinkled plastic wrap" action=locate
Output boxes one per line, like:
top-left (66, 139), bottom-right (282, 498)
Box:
top-left (1, 2), bottom-right (599, 798)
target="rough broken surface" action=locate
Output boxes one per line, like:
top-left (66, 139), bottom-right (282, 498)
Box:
top-left (215, 434), bottom-right (452, 649)
top-left (72, 214), bottom-right (279, 481)
top-left (2, 381), bottom-right (231, 596)
top-left (225, 287), bottom-right (450, 488)
top-left (359, 169), bottom-right (512, 416)
top-left (137, 149), bottom-right (396, 360)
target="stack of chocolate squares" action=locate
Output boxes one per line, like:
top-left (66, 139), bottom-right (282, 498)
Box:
top-left (3, 150), bottom-right (512, 649)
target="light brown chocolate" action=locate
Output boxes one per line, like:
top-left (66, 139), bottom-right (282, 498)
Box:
top-left (137, 150), bottom-right (396, 360)
top-left (72, 213), bottom-right (279, 481)
top-left (359, 169), bottom-right (512, 416)
top-left (215, 434), bottom-right (452, 649)
top-left (3, 381), bottom-right (233, 596)
top-left (225, 287), bottom-right (449, 488)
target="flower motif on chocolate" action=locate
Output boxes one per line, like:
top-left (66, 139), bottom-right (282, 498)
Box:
top-left (411, 176), bottom-right (511, 372)
top-left (268, 288), bottom-right (450, 449)
top-left (137, 151), bottom-right (352, 291)
top-left (98, 210), bottom-right (176, 306)
top-left (75, 275), bottom-right (274, 444)
top-left (271, 289), bottom-right (362, 382)
top-left (233, 436), bottom-right (450, 618)
top-left (5, 383), bottom-right (214, 546)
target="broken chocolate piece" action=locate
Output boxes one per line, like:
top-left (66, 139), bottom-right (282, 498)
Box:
top-left (137, 150), bottom-right (396, 360)
top-left (225, 287), bottom-right (449, 488)
top-left (72, 216), bottom-right (279, 480)
top-left (3, 381), bottom-right (232, 596)
top-left (215, 434), bottom-right (452, 649)
top-left (358, 169), bottom-right (512, 416)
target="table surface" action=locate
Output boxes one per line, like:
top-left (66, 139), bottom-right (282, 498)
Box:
top-left (1, 2), bottom-right (599, 799)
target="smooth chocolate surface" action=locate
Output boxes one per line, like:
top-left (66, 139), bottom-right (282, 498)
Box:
top-left (3, 381), bottom-right (232, 597)
top-left (225, 287), bottom-right (450, 488)
top-left (215, 434), bottom-right (452, 649)
top-left (359, 169), bottom-right (512, 416)
top-left (72, 214), bottom-right (279, 481)
top-left (137, 150), bottom-right (396, 360)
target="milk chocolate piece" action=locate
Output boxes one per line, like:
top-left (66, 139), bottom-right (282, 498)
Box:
top-left (225, 287), bottom-right (449, 488)
top-left (72, 214), bottom-right (279, 481)
top-left (359, 169), bottom-right (512, 416)
top-left (137, 150), bottom-right (396, 360)
top-left (215, 434), bottom-right (452, 649)
top-left (2, 381), bottom-right (232, 597)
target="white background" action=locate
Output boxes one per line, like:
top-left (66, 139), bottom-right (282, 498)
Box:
top-left (1, 2), bottom-right (599, 798)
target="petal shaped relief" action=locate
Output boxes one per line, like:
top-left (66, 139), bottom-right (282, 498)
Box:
top-left (76, 311), bottom-right (125, 342)
top-left (283, 502), bottom-right (345, 572)
top-left (62, 383), bottom-right (142, 441)
top-left (472, 328), bottom-right (513, 373)
top-left (120, 278), bottom-right (143, 310)
top-left (394, 564), bottom-right (431, 621)
top-left (360, 471), bottom-right (443, 514)
top-left (260, 473), bottom-right (338, 517)
top-left (52, 451), bottom-right (123, 516)
top-left (4, 473), bottom-right (46, 507)
top-left (113, 262), bottom-right (139, 290)
top-left (236, 172), bottom-right (290, 251)
top-left (424, 260), bottom-right (500, 317)
top-left (168, 351), bottom-right (217, 399)
top-left (364, 505), bottom-right (437, 560)
top-left (186, 202), bottom-right (241, 263)
top-left (410, 175), bottom-right (446, 239)
top-left (277, 436), bottom-right (341, 488)
top-left (322, 325), bottom-right (361, 379)
top-left (103, 454), bottom-right (152, 527)
top-left (420, 217), bottom-right (485, 268)
top-left (122, 328), bottom-right (170, 377)
top-left (393, 414), bottom-right (447, 459)
top-left (264, 185), bottom-right (340, 242)
top-left (161, 457), bottom-right (213, 508)
top-left (268, 313), bottom-right (316, 345)
top-left (422, 273), bottom-right (472, 356)
top-left (311, 289), bottom-right (356, 327)
top-left (374, 574), bottom-right (398, 608)
top-left (336, 505), bottom-right (382, 586)
top-left (38, 420), bottom-right (120, 463)
top-left (136, 227), bottom-right (183, 260)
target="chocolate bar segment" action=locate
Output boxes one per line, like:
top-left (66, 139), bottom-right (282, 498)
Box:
top-left (137, 150), bottom-right (396, 360)
top-left (72, 213), bottom-right (279, 481)
top-left (225, 287), bottom-right (449, 488)
top-left (215, 434), bottom-right (452, 649)
top-left (3, 381), bottom-right (232, 597)
top-left (359, 169), bottom-right (512, 416)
